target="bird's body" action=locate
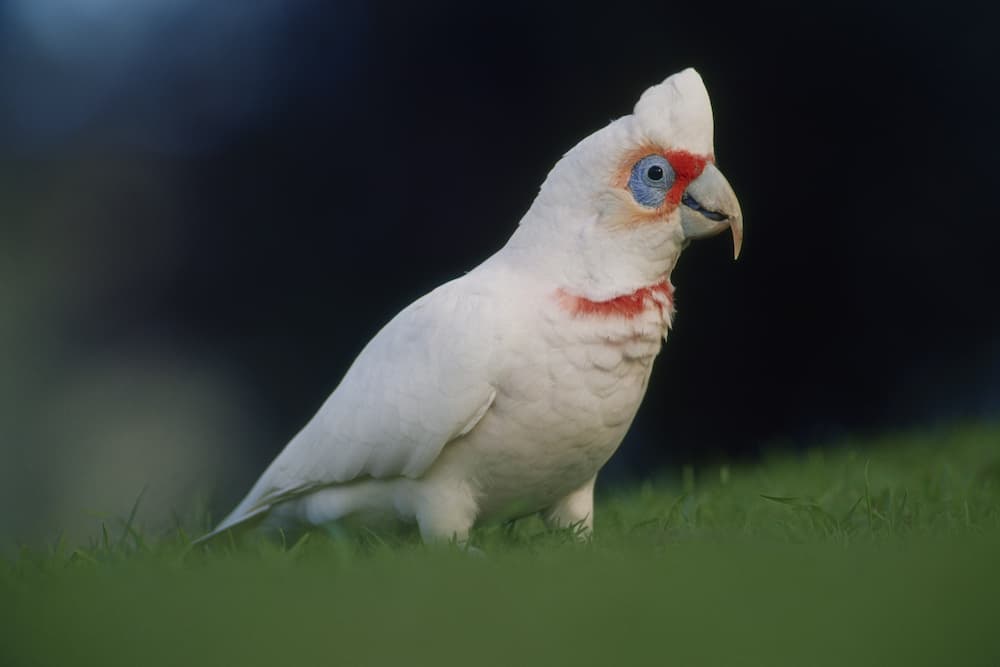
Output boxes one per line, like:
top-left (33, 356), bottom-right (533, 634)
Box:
top-left (201, 69), bottom-right (743, 544)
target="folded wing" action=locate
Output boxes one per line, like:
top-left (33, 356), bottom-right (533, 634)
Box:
top-left (198, 278), bottom-right (498, 541)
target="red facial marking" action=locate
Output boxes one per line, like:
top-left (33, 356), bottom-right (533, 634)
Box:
top-left (662, 150), bottom-right (713, 208)
top-left (557, 281), bottom-right (674, 320)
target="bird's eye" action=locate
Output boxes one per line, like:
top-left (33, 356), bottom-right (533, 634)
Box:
top-left (628, 154), bottom-right (675, 208)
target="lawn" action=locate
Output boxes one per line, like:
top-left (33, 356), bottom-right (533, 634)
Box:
top-left (2, 423), bottom-right (999, 666)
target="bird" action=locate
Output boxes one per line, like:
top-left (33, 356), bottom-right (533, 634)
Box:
top-left (198, 68), bottom-right (742, 545)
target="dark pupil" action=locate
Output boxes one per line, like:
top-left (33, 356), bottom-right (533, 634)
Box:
top-left (646, 165), bottom-right (664, 181)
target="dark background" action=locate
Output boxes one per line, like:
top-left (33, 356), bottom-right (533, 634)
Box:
top-left (1, 0), bottom-right (998, 541)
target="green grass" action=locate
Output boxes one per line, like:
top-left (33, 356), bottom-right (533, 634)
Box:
top-left (3, 424), bottom-right (1000, 666)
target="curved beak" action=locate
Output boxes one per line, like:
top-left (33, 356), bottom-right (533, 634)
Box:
top-left (679, 163), bottom-right (743, 259)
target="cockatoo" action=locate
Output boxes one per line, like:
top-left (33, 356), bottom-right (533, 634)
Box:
top-left (199, 68), bottom-right (742, 545)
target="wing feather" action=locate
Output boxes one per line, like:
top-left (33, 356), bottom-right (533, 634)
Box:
top-left (204, 277), bottom-right (499, 538)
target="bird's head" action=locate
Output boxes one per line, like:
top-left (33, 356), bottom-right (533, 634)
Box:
top-left (510, 68), bottom-right (742, 299)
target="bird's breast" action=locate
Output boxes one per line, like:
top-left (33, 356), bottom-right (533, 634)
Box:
top-left (542, 292), bottom-right (669, 427)
top-left (436, 287), bottom-right (671, 521)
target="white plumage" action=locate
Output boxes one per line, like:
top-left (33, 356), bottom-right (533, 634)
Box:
top-left (201, 68), bottom-right (743, 544)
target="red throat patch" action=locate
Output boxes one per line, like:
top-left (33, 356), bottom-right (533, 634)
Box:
top-left (557, 281), bottom-right (674, 319)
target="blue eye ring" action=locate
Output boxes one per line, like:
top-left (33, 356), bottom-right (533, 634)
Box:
top-left (628, 154), bottom-right (675, 208)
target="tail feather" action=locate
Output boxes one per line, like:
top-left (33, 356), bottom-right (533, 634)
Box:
top-left (192, 503), bottom-right (272, 545)
top-left (192, 477), bottom-right (323, 545)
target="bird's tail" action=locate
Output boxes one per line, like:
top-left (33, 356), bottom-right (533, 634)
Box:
top-left (190, 501), bottom-right (273, 546)
top-left (191, 473), bottom-right (319, 545)
top-left (192, 432), bottom-right (321, 546)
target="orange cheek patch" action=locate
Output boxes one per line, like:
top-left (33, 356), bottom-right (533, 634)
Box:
top-left (597, 189), bottom-right (663, 230)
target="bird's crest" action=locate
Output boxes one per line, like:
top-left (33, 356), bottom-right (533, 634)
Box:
top-left (633, 68), bottom-right (714, 157)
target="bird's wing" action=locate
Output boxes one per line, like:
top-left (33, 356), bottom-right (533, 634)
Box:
top-left (203, 277), bottom-right (500, 538)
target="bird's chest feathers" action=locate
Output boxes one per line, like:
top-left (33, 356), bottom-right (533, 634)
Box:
top-left (533, 280), bottom-right (675, 428)
top-left (462, 281), bottom-right (674, 517)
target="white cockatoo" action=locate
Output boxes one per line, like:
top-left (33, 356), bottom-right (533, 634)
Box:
top-left (199, 68), bottom-right (742, 544)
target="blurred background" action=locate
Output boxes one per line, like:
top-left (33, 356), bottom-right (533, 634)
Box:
top-left (1, 0), bottom-right (997, 547)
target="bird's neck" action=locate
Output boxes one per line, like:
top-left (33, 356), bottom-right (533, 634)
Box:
top-left (500, 212), bottom-right (685, 304)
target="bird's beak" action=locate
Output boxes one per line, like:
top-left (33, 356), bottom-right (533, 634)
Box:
top-left (679, 163), bottom-right (743, 259)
